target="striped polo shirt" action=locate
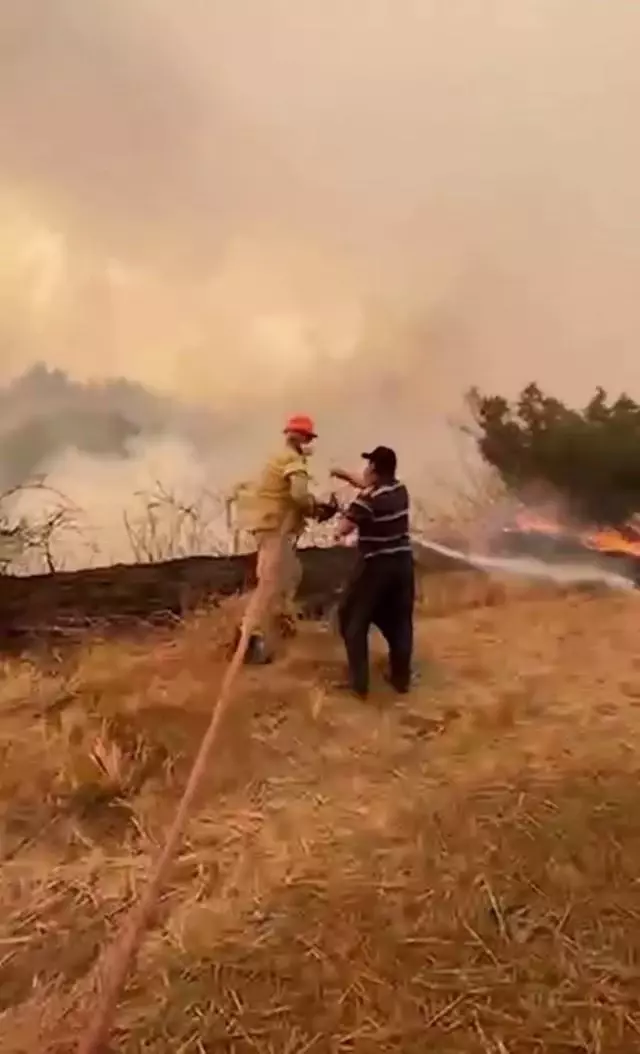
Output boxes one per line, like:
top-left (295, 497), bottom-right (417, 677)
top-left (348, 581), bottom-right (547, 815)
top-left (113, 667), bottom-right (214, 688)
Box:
top-left (346, 480), bottom-right (412, 559)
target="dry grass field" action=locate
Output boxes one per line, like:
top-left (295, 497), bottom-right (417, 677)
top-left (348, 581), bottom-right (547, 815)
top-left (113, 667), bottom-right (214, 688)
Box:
top-left (1, 572), bottom-right (640, 1052)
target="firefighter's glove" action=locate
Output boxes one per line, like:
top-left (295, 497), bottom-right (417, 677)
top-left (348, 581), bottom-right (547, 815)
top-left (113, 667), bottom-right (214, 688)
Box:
top-left (315, 493), bottom-right (339, 524)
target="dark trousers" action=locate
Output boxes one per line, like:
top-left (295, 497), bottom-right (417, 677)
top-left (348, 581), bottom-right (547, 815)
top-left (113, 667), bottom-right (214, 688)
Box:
top-left (338, 552), bottom-right (415, 695)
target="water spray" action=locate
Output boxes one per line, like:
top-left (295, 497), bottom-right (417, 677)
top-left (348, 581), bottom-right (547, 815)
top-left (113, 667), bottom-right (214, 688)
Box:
top-left (413, 536), bottom-right (637, 592)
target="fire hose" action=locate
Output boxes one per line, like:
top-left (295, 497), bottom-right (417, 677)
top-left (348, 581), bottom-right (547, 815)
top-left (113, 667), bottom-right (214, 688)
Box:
top-left (67, 523), bottom-right (294, 1054)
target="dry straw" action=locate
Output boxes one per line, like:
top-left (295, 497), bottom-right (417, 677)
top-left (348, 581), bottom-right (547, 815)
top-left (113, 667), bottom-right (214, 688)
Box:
top-left (73, 522), bottom-right (292, 1054)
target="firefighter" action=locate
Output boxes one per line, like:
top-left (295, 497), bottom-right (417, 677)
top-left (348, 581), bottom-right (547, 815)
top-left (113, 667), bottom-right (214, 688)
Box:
top-left (237, 414), bottom-right (338, 664)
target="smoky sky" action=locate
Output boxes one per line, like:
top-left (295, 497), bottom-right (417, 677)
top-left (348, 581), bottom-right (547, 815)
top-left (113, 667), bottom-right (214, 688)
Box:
top-left (2, 0), bottom-right (640, 449)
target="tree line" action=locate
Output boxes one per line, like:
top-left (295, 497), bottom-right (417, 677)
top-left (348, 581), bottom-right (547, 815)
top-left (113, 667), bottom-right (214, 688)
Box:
top-left (469, 382), bottom-right (640, 526)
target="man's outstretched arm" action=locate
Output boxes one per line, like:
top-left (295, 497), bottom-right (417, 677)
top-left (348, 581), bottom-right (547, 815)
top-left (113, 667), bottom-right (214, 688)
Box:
top-left (330, 467), bottom-right (367, 489)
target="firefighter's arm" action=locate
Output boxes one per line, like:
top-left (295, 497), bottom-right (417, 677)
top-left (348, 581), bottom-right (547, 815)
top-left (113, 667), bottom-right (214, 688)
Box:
top-left (287, 470), bottom-right (317, 514)
top-left (288, 472), bottom-right (339, 523)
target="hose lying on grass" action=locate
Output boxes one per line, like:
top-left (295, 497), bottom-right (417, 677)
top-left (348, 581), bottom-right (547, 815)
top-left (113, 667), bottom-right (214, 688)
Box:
top-left (70, 524), bottom-right (293, 1054)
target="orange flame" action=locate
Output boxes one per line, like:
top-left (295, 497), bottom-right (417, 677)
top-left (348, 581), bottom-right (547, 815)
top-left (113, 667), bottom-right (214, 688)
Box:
top-left (513, 510), bottom-right (640, 558)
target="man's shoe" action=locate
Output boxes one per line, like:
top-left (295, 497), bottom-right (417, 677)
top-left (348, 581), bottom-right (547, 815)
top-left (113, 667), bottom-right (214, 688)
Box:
top-left (229, 630), bottom-right (273, 665)
top-left (244, 634), bottom-right (273, 665)
top-left (384, 673), bottom-right (411, 695)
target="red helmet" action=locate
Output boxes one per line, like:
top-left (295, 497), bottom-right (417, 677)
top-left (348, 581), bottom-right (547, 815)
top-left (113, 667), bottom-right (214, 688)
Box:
top-left (284, 413), bottom-right (317, 438)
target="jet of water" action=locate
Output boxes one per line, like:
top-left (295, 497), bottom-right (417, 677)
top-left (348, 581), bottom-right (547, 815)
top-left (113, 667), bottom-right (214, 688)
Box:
top-left (414, 537), bottom-right (637, 592)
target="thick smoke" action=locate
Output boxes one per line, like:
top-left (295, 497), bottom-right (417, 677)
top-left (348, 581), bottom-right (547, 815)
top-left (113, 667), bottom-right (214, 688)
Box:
top-left (2, 0), bottom-right (640, 566)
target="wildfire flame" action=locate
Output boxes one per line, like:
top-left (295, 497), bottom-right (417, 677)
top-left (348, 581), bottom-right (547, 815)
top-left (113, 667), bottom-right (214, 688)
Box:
top-left (512, 510), bottom-right (640, 559)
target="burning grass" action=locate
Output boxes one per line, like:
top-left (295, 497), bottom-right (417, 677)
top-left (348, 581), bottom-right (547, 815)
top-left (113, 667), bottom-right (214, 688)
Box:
top-left (1, 575), bottom-right (640, 1051)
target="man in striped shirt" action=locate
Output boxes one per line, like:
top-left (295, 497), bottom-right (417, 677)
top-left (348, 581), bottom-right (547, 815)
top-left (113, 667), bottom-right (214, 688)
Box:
top-left (331, 446), bottom-right (414, 699)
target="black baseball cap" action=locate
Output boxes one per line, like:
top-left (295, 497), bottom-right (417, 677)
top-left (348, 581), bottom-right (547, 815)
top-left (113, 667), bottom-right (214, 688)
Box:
top-left (361, 445), bottom-right (397, 476)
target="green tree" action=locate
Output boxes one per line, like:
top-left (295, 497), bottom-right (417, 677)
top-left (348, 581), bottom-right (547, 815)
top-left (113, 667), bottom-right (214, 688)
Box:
top-left (468, 382), bottom-right (640, 525)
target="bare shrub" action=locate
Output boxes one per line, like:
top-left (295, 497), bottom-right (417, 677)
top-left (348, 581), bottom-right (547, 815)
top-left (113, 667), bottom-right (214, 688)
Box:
top-left (123, 482), bottom-right (233, 562)
top-left (0, 482), bottom-right (91, 575)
